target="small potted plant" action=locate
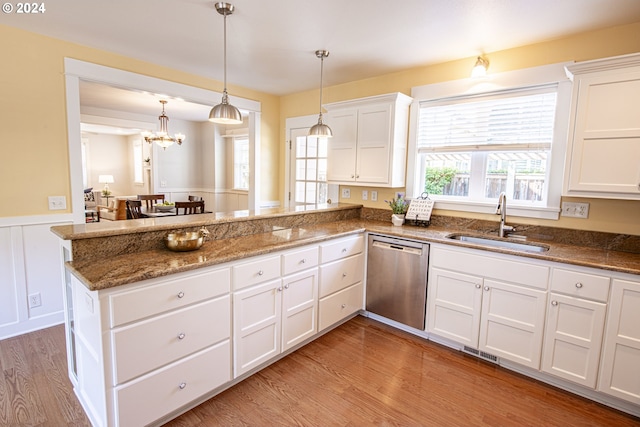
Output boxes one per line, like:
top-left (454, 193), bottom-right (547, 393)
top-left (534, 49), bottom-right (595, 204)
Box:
top-left (386, 196), bottom-right (408, 226)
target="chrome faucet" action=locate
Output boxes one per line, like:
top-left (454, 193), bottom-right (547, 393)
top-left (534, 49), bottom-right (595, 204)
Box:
top-left (496, 192), bottom-right (515, 238)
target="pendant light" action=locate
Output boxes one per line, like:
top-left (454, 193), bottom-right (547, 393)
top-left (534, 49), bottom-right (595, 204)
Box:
top-left (308, 50), bottom-right (332, 138)
top-left (141, 100), bottom-right (185, 150)
top-left (471, 56), bottom-right (489, 78)
top-left (209, 2), bottom-right (243, 125)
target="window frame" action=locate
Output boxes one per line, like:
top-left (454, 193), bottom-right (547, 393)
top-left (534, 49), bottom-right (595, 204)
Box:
top-left (406, 62), bottom-right (573, 220)
top-left (232, 135), bottom-right (250, 191)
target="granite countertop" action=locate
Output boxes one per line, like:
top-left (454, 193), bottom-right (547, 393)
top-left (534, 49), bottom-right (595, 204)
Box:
top-left (67, 218), bottom-right (640, 291)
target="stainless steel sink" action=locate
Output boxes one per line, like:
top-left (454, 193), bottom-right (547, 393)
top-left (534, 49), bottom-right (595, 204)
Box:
top-left (446, 233), bottom-right (550, 253)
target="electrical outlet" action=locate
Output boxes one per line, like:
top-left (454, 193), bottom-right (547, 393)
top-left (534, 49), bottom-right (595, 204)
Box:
top-left (561, 202), bottom-right (590, 218)
top-left (362, 190), bottom-right (368, 201)
top-left (28, 292), bottom-right (42, 308)
top-left (48, 196), bottom-right (66, 210)
top-left (371, 191), bottom-right (378, 202)
top-left (341, 188), bottom-right (351, 199)
top-left (160, 180), bottom-right (167, 188)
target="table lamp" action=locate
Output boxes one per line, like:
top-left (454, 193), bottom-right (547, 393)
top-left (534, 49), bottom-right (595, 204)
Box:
top-left (98, 175), bottom-right (114, 196)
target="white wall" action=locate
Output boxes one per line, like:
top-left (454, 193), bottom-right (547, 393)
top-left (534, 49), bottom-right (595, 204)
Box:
top-left (0, 215), bottom-right (70, 339)
top-left (84, 132), bottom-right (138, 196)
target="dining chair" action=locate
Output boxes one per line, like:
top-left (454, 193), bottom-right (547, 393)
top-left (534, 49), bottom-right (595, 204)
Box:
top-left (188, 195), bottom-right (203, 202)
top-left (126, 200), bottom-right (143, 219)
top-left (175, 201), bottom-right (205, 215)
top-left (138, 194), bottom-right (165, 209)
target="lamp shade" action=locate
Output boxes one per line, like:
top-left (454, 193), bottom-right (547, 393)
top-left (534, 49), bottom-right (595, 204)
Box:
top-left (308, 120), bottom-right (333, 138)
top-left (209, 100), bottom-right (243, 124)
top-left (98, 175), bottom-right (114, 184)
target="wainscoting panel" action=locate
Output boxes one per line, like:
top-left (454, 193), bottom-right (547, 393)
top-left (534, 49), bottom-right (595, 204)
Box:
top-left (0, 215), bottom-right (70, 340)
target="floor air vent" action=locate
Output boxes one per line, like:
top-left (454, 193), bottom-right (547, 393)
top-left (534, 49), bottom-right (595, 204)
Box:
top-left (463, 346), bottom-right (498, 363)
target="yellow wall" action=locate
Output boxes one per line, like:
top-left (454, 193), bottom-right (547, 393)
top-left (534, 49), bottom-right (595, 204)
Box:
top-left (0, 24), bottom-right (279, 217)
top-left (280, 22), bottom-right (640, 235)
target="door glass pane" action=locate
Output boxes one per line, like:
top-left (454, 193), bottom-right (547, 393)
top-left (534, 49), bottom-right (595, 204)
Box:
top-left (296, 136), bottom-right (306, 157)
top-left (317, 138), bottom-right (327, 157)
top-left (295, 181), bottom-right (306, 203)
top-left (306, 159), bottom-right (317, 181)
top-left (307, 138), bottom-right (318, 157)
top-left (318, 159), bottom-right (327, 182)
top-left (296, 159), bottom-right (306, 180)
top-left (306, 182), bottom-right (316, 204)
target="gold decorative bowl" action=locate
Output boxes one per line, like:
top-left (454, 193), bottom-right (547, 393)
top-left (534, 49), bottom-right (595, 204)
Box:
top-left (164, 228), bottom-right (210, 252)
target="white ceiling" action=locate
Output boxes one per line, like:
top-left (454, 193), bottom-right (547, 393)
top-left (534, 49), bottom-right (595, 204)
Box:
top-left (5, 0), bottom-right (640, 124)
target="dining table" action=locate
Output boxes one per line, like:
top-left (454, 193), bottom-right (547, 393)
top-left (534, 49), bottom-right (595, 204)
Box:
top-left (140, 206), bottom-right (212, 218)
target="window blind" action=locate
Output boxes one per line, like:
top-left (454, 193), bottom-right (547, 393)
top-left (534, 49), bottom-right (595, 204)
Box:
top-left (417, 85), bottom-right (558, 152)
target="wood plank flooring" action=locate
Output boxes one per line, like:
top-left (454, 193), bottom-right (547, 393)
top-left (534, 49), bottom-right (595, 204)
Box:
top-left (2, 316), bottom-right (639, 426)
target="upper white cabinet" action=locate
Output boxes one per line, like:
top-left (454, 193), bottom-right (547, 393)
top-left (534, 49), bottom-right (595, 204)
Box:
top-left (324, 93), bottom-right (412, 187)
top-left (564, 53), bottom-right (640, 199)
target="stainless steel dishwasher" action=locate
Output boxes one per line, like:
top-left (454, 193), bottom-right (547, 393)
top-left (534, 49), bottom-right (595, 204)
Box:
top-left (366, 234), bottom-right (429, 330)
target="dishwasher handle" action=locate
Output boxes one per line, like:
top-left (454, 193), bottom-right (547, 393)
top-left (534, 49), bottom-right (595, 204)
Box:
top-left (371, 240), bottom-right (423, 256)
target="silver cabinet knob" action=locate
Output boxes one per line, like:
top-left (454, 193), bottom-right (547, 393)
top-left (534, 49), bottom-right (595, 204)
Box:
top-left (177, 291), bottom-right (185, 299)
top-left (284, 284), bottom-right (290, 289)
top-left (277, 286), bottom-right (283, 292)
top-left (341, 303), bottom-right (347, 309)
top-left (575, 282), bottom-right (583, 288)
top-left (351, 175), bottom-right (355, 179)
top-left (475, 284), bottom-right (481, 289)
top-left (300, 258), bottom-right (306, 264)
top-left (342, 272), bottom-right (347, 278)
top-left (483, 285), bottom-right (490, 291)
top-left (342, 248), bottom-right (347, 253)
top-left (178, 332), bottom-right (186, 340)
top-left (258, 270), bottom-right (264, 276)
top-left (179, 382), bottom-right (186, 390)
top-left (551, 300), bottom-right (558, 306)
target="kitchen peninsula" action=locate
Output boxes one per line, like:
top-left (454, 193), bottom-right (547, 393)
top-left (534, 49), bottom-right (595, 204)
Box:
top-left (51, 204), bottom-right (640, 426)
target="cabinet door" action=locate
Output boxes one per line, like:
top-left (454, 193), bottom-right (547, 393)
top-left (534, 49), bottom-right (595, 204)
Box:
top-left (542, 293), bottom-right (606, 388)
top-left (326, 110), bottom-right (357, 182)
top-left (282, 268), bottom-right (318, 352)
top-left (566, 69), bottom-right (640, 198)
top-left (478, 279), bottom-right (547, 369)
top-left (233, 278), bottom-right (282, 377)
top-left (427, 267), bottom-right (482, 347)
top-left (354, 104), bottom-right (392, 184)
top-left (598, 278), bottom-right (640, 404)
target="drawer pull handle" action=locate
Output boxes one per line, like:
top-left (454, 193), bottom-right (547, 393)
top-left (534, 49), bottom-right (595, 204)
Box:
top-left (258, 270), bottom-right (264, 276)
top-left (341, 303), bottom-right (347, 309)
top-left (575, 282), bottom-right (583, 289)
top-left (177, 291), bottom-right (185, 299)
top-left (300, 258), bottom-right (306, 264)
top-left (342, 272), bottom-right (347, 278)
top-left (475, 284), bottom-right (481, 289)
top-left (551, 300), bottom-right (558, 306)
top-left (284, 284), bottom-right (290, 289)
top-left (179, 382), bottom-right (187, 390)
top-left (342, 248), bottom-right (347, 253)
top-left (277, 286), bottom-right (283, 292)
top-left (178, 333), bottom-right (186, 340)
top-left (483, 286), bottom-right (490, 291)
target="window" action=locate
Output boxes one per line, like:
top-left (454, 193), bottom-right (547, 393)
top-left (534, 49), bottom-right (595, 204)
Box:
top-left (293, 134), bottom-right (329, 205)
top-left (407, 64), bottom-right (571, 219)
top-left (233, 136), bottom-right (249, 190)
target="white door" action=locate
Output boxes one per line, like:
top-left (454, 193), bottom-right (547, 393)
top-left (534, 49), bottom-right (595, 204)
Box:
top-left (288, 127), bottom-right (337, 206)
top-left (542, 293), bottom-right (606, 388)
top-left (478, 279), bottom-right (547, 369)
top-left (233, 278), bottom-right (282, 377)
top-left (427, 267), bottom-right (483, 347)
top-left (598, 278), bottom-right (640, 404)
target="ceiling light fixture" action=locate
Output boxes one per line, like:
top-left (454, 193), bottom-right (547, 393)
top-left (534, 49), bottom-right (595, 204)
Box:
top-left (308, 50), bottom-right (332, 138)
top-left (209, 2), bottom-right (243, 125)
top-left (471, 56), bottom-right (489, 78)
top-left (141, 100), bottom-right (185, 150)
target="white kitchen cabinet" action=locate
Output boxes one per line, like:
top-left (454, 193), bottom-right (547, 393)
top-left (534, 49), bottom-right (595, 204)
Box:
top-left (427, 245), bottom-right (549, 369)
top-left (69, 265), bottom-right (232, 427)
top-left (541, 267), bottom-right (609, 388)
top-left (598, 278), bottom-right (640, 405)
top-left (233, 246), bottom-right (319, 377)
top-left (318, 234), bottom-right (365, 331)
top-left (324, 92), bottom-right (412, 187)
top-left (564, 53), bottom-right (640, 199)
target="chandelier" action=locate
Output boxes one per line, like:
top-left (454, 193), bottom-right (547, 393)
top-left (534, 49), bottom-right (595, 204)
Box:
top-left (141, 100), bottom-right (185, 150)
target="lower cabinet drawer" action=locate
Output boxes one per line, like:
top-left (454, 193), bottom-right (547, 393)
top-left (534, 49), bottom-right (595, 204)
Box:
top-left (318, 282), bottom-right (363, 332)
top-left (319, 254), bottom-right (364, 298)
top-left (115, 341), bottom-right (231, 427)
top-left (550, 268), bottom-right (610, 302)
top-left (112, 296), bottom-right (230, 385)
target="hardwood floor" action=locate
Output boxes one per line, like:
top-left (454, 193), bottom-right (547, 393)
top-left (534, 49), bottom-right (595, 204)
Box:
top-left (2, 317), bottom-right (639, 426)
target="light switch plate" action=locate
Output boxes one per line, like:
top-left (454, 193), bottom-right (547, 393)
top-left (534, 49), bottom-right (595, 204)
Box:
top-left (362, 190), bottom-right (368, 201)
top-left (48, 196), bottom-right (66, 210)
